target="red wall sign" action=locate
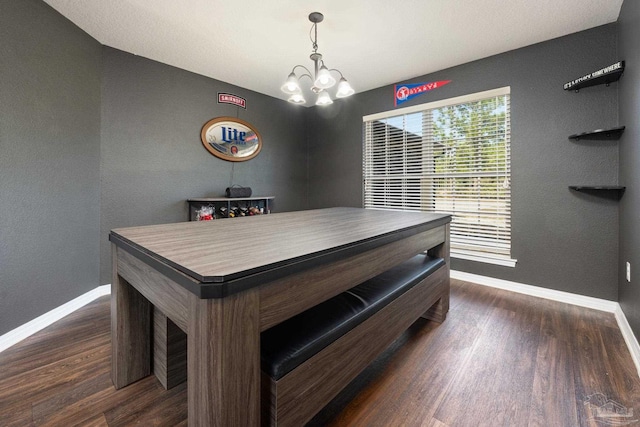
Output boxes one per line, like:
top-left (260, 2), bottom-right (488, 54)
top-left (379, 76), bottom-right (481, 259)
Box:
top-left (218, 93), bottom-right (246, 109)
top-left (394, 80), bottom-right (451, 106)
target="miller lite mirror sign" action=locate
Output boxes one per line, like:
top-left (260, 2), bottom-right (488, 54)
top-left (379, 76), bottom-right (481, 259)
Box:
top-left (200, 117), bottom-right (262, 162)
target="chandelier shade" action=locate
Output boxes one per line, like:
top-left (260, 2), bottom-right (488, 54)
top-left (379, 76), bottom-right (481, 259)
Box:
top-left (314, 65), bottom-right (336, 89)
top-left (336, 77), bottom-right (355, 98)
top-left (315, 91), bottom-right (333, 106)
top-left (281, 72), bottom-right (302, 95)
top-left (281, 12), bottom-right (354, 106)
top-left (288, 93), bottom-right (306, 105)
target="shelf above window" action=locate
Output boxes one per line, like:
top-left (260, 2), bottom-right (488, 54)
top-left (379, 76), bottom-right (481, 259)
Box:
top-left (568, 126), bottom-right (625, 141)
top-left (569, 186), bottom-right (626, 199)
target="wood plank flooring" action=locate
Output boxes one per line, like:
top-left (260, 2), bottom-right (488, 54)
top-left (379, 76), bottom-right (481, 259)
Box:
top-left (1, 279), bottom-right (638, 426)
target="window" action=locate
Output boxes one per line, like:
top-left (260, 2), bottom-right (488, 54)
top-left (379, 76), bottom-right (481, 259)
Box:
top-left (363, 87), bottom-right (515, 267)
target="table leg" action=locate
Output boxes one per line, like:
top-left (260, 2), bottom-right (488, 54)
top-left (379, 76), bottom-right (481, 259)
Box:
top-left (153, 307), bottom-right (187, 390)
top-left (111, 266), bottom-right (152, 389)
top-left (188, 288), bottom-right (260, 427)
top-left (425, 223), bottom-right (450, 322)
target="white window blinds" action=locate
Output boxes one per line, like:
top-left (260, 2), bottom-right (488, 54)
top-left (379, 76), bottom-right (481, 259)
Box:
top-left (363, 87), bottom-right (515, 266)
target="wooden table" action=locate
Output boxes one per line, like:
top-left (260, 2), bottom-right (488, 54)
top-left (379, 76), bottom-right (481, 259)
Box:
top-left (109, 207), bottom-right (451, 426)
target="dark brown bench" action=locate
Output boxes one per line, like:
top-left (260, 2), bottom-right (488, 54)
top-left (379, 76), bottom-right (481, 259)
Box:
top-left (260, 253), bottom-right (449, 427)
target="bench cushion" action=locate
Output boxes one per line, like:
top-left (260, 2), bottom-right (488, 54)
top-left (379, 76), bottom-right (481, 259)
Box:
top-left (261, 254), bottom-right (445, 380)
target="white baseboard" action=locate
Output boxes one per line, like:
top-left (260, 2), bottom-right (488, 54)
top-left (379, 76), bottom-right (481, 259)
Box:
top-left (614, 305), bottom-right (640, 380)
top-left (452, 270), bottom-right (640, 379)
top-left (451, 270), bottom-right (619, 312)
top-left (0, 285), bottom-right (110, 353)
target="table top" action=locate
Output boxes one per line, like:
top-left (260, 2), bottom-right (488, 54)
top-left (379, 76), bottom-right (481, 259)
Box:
top-left (110, 207), bottom-right (450, 297)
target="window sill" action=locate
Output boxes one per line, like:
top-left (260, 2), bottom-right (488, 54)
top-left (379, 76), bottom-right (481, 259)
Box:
top-left (451, 251), bottom-right (517, 268)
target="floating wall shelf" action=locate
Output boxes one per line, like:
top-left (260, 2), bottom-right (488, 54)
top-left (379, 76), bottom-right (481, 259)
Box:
top-left (568, 126), bottom-right (625, 140)
top-left (564, 61), bottom-right (624, 91)
top-left (569, 186), bottom-right (626, 199)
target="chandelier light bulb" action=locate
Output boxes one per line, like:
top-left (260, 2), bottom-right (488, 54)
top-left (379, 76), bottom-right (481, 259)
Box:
top-left (281, 72), bottom-right (301, 95)
top-left (315, 90), bottom-right (333, 106)
top-left (288, 93), bottom-right (306, 104)
top-left (335, 77), bottom-right (355, 98)
top-left (314, 65), bottom-right (336, 89)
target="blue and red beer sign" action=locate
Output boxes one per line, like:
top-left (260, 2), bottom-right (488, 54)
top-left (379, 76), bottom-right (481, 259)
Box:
top-left (200, 117), bottom-right (262, 162)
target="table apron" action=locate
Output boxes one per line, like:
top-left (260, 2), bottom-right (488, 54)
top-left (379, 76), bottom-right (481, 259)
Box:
top-left (116, 245), bottom-right (190, 333)
top-left (259, 224), bottom-right (446, 331)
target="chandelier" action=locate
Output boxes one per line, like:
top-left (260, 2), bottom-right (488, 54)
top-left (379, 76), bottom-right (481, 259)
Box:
top-left (281, 12), bottom-right (355, 106)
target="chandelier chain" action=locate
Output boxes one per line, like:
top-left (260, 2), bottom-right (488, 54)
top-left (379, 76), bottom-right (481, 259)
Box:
top-left (310, 23), bottom-right (318, 53)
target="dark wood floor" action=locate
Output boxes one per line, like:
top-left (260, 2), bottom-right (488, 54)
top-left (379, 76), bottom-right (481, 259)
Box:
top-left (1, 279), bottom-right (639, 426)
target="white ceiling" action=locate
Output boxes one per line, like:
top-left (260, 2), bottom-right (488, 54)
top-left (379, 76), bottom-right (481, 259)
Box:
top-left (43, 0), bottom-right (623, 104)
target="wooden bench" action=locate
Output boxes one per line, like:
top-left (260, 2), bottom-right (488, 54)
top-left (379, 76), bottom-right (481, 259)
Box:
top-left (260, 253), bottom-right (449, 427)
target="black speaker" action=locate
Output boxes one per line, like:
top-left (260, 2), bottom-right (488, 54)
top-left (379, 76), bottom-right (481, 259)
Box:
top-left (225, 185), bottom-right (252, 198)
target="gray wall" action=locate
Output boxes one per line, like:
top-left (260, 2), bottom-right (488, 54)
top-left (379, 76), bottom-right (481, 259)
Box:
top-left (100, 48), bottom-right (308, 283)
top-left (618, 0), bottom-right (640, 337)
top-left (309, 24), bottom-right (620, 300)
top-left (0, 0), bottom-right (102, 334)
